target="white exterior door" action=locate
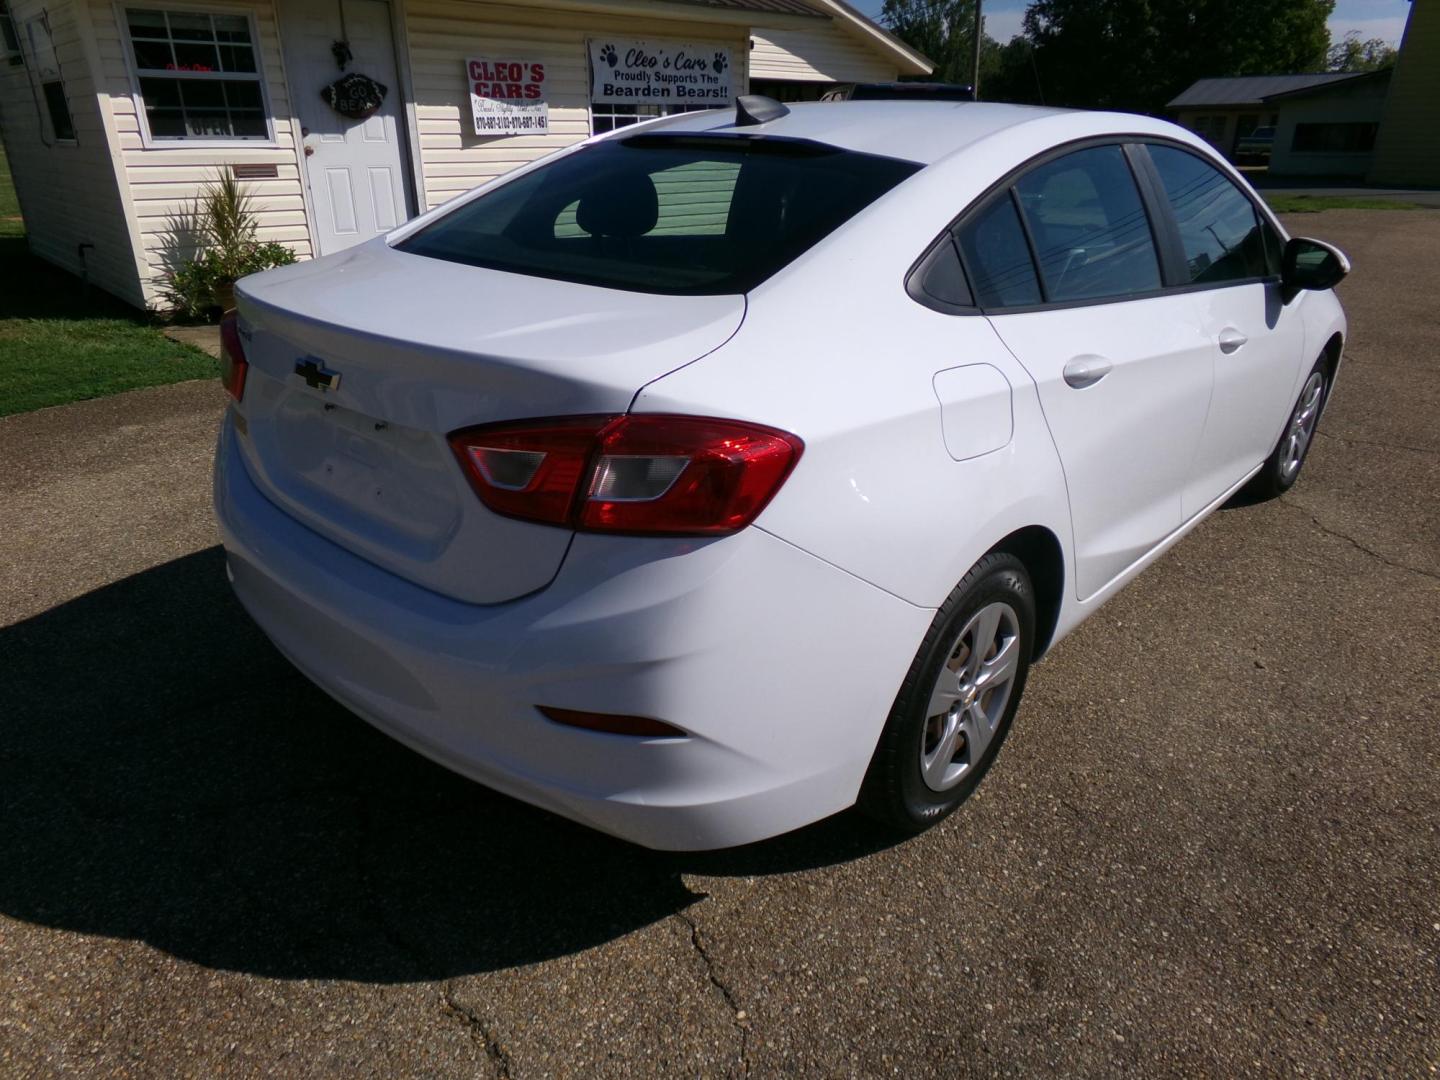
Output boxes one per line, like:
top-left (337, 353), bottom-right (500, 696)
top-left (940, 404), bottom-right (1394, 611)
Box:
top-left (282, 0), bottom-right (410, 255)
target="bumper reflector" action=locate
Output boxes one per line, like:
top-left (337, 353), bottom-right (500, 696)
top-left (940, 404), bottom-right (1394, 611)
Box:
top-left (538, 706), bottom-right (686, 739)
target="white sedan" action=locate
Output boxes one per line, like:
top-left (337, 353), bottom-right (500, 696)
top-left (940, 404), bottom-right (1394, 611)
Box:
top-left (215, 98), bottom-right (1348, 850)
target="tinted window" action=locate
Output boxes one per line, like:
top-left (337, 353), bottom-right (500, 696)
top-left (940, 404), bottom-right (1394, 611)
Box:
top-left (913, 235), bottom-right (973, 308)
top-left (1148, 145), bottom-right (1268, 284)
top-left (397, 136), bottom-right (920, 295)
top-left (956, 195), bottom-right (1041, 308)
top-left (1013, 145), bottom-right (1161, 302)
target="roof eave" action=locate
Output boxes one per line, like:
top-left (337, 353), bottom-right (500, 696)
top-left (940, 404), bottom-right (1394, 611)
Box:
top-left (1260, 69), bottom-right (1388, 102)
top-left (547, 0), bottom-right (826, 30)
top-left (817, 0), bottom-right (936, 75)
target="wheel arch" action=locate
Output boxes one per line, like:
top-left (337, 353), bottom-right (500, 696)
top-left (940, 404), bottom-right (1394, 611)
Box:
top-left (988, 525), bottom-right (1065, 661)
top-left (1321, 330), bottom-right (1344, 396)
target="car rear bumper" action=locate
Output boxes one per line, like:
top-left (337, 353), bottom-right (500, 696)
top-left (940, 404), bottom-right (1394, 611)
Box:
top-left (214, 414), bottom-right (931, 850)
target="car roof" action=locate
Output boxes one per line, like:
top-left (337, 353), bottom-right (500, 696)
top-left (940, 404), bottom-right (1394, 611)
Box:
top-left (646, 100), bottom-right (1124, 166)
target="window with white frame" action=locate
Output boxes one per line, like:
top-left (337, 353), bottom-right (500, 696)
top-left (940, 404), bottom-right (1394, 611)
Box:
top-left (1, 1), bottom-right (22, 66)
top-left (124, 7), bottom-right (269, 140)
top-left (588, 102), bottom-right (710, 136)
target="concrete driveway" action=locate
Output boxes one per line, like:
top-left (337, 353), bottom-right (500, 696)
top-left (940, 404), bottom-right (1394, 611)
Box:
top-left (2, 211), bottom-right (1437, 1076)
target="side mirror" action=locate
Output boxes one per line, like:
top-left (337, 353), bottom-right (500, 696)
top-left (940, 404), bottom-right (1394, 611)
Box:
top-left (1282, 237), bottom-right (1350, 298)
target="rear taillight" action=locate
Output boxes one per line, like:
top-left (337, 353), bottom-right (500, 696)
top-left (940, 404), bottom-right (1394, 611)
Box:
top-left (219, 312), bottom-right (248, 402)
top-left (449, 414), bottom-right (803, 536)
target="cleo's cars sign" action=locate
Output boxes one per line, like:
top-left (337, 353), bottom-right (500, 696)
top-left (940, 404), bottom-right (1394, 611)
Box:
top-left (589, 39), bottom-right (734, 106)
top-left (468, 58), bottom-right (549, 136)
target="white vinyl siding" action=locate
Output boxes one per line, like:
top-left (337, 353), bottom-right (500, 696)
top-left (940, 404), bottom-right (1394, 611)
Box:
top-left (89, 0), bottom-right (308, 304)
top-left (0, 0), bottom-right (144, 303)
top-left (750, 22), bottom-right (895, 84)
top-left (404, 0), bottom-right (747, 212)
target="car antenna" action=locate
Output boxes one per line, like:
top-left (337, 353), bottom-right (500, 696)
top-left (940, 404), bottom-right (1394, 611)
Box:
top-left (734, 94), bottom-right (789, 126)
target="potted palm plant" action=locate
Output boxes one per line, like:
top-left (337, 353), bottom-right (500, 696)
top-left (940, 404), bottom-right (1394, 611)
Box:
top-left (163, 171), bottom-right (297, 320)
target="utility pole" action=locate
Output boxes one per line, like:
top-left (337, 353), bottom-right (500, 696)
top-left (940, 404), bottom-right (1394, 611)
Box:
top-left (971, 0), bottom-right (983, 99)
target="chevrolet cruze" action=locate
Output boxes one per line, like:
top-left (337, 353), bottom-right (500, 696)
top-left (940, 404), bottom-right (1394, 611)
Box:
top-left (214, 98), bottom-right (1349, 850)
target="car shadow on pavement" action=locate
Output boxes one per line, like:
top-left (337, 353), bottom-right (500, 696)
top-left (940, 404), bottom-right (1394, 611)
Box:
top-left (0, 548), bottom-right (901, 982)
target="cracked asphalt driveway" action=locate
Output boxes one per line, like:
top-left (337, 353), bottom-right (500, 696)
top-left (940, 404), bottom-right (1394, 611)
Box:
top-left (2, 211), bottom-right (1438, 1076)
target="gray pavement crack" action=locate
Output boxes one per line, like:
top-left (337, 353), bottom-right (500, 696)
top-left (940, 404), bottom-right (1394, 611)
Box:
top-left (1281, 500), bottom-right (1440, 582)
top-left (674, 908), bottom-right (751, 1077)
top-left (1314, 430), bottom-right (1439, 458)
top-left (441, 983), bottom-right (513, 1079)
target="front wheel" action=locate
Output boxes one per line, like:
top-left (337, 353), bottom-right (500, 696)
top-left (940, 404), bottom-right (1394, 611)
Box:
top-left (860, 553), bottom-right (1035, 833)
top-left (1244, 357), bottom-right (1328, 501)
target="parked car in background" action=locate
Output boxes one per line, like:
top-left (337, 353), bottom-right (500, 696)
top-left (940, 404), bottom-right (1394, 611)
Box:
top-left (215, 98), bottom-right (1348, 851)
top-left (1235, 125), bottom-right (1276, 165)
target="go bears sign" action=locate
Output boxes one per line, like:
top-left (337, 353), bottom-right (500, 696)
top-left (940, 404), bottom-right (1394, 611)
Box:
top-left (588, 39), bottom-right (734, 106)
top-left (467, 58), bottom-right (549, 136)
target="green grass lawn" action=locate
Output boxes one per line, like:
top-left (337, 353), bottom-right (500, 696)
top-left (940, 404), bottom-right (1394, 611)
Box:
top-left (1264, 194), bottom-right (1422, 213)
top-left (0, 148), bottom-right (217, 418)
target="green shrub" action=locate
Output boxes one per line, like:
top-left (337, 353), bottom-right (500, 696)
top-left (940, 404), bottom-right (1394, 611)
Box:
top-left (162, 173), bottom-right (298, 320)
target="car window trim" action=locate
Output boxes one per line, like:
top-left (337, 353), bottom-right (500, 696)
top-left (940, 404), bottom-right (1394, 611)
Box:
top-left (1123, 142), bottom-right (1190, 287)
top-left (1007, 186), bottom-right (1050, 305)
top-left (904, 231), bottom-right (979, 314)
top-left (905, 133), bottom-right (1284, 317)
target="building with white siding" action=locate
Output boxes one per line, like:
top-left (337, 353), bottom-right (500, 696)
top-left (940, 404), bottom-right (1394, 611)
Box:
top-left (0, 0), bottom-right (930, 309)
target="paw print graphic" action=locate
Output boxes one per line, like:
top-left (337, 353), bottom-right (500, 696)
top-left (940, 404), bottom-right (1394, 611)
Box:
top-left (600, 43), bottom-right (618, 67)
top-left (712, 51), bottom-right (728, 75)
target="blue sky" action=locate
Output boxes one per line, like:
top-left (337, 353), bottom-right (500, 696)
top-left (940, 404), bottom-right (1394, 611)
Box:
top-left (851, 0), bottom-right (1413, 50)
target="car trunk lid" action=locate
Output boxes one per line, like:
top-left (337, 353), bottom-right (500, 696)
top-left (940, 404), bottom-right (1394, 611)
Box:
top-left (231, 240), bottom-right (744, 604)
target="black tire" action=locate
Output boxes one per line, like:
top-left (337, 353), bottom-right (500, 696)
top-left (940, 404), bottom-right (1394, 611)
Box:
top-left (1242, 354), bottom-right (1329, 501)
top-left (860, 552), bottom-right (1035, 834)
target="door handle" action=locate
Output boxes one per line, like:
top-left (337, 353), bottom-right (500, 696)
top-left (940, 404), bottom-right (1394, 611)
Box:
top-left (1218, 328), bottom-right (1248, 354)
top-left (1062, 355), bottom-right (1112, 389)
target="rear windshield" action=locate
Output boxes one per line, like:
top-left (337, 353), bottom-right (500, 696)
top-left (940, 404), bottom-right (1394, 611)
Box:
top-left (395, 134), bottom-right (921, 295)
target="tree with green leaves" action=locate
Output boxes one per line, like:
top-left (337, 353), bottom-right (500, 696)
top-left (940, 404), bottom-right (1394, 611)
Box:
top-left (1020, 0), bottom-right (1334, 114)
top-left (881, 0), bottom-right (980, 86)
top-left (1326, 31), bottom-right (1398, 72)
top-left (880, 0), bottom-right (1045, 101)
top-left (883, 0), bottom-right (1335, 114)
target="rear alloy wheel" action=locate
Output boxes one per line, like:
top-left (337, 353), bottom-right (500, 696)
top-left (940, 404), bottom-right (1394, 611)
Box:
top-left (861, 553), bottom-right (1035, 833)
top-left (1244, 358), bottom-right (1328, 500)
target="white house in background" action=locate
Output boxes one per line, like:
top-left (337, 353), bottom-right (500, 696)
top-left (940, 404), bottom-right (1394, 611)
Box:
top-left (0, 0), bottom-right (930, 309)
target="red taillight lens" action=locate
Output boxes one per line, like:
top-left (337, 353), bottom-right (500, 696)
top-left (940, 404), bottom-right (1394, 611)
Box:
top-left (448, 414), bottom-right (803, 536)
top-left (451, 415), bottom-right (612, 526)
top-left (582, 415), bottom-right (803, 535)
top-left (219, 312), bottom-right (248, 401)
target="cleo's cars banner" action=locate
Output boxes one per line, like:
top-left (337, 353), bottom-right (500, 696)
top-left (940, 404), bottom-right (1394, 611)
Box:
top-left (468, 58), bottom-right (549, 136)
top-left (588, 39), bottom-right (734, 107)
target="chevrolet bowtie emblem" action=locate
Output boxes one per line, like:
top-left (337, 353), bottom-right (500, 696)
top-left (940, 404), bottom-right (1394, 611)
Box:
top-left (295, 357), bottom-right (341, 392)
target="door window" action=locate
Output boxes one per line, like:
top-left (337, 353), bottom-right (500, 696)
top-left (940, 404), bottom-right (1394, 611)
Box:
top-left (1012, 145), bottom-right (1161, 303)
top-left (1147, 144), bottom-right (1268, 284)
top-left (954, 195), bottom-right (1040, 308)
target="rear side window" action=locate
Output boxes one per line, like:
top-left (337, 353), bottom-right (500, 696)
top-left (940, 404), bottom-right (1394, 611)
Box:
top-left (1147, 144), bottom-right (1269, 284)
top-left (956, 195), bottom-right (1041, 308)
top-left (397, 136), bottom-right (920, 295)
top-left (1013, 145), bottom-right (1161, 303)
